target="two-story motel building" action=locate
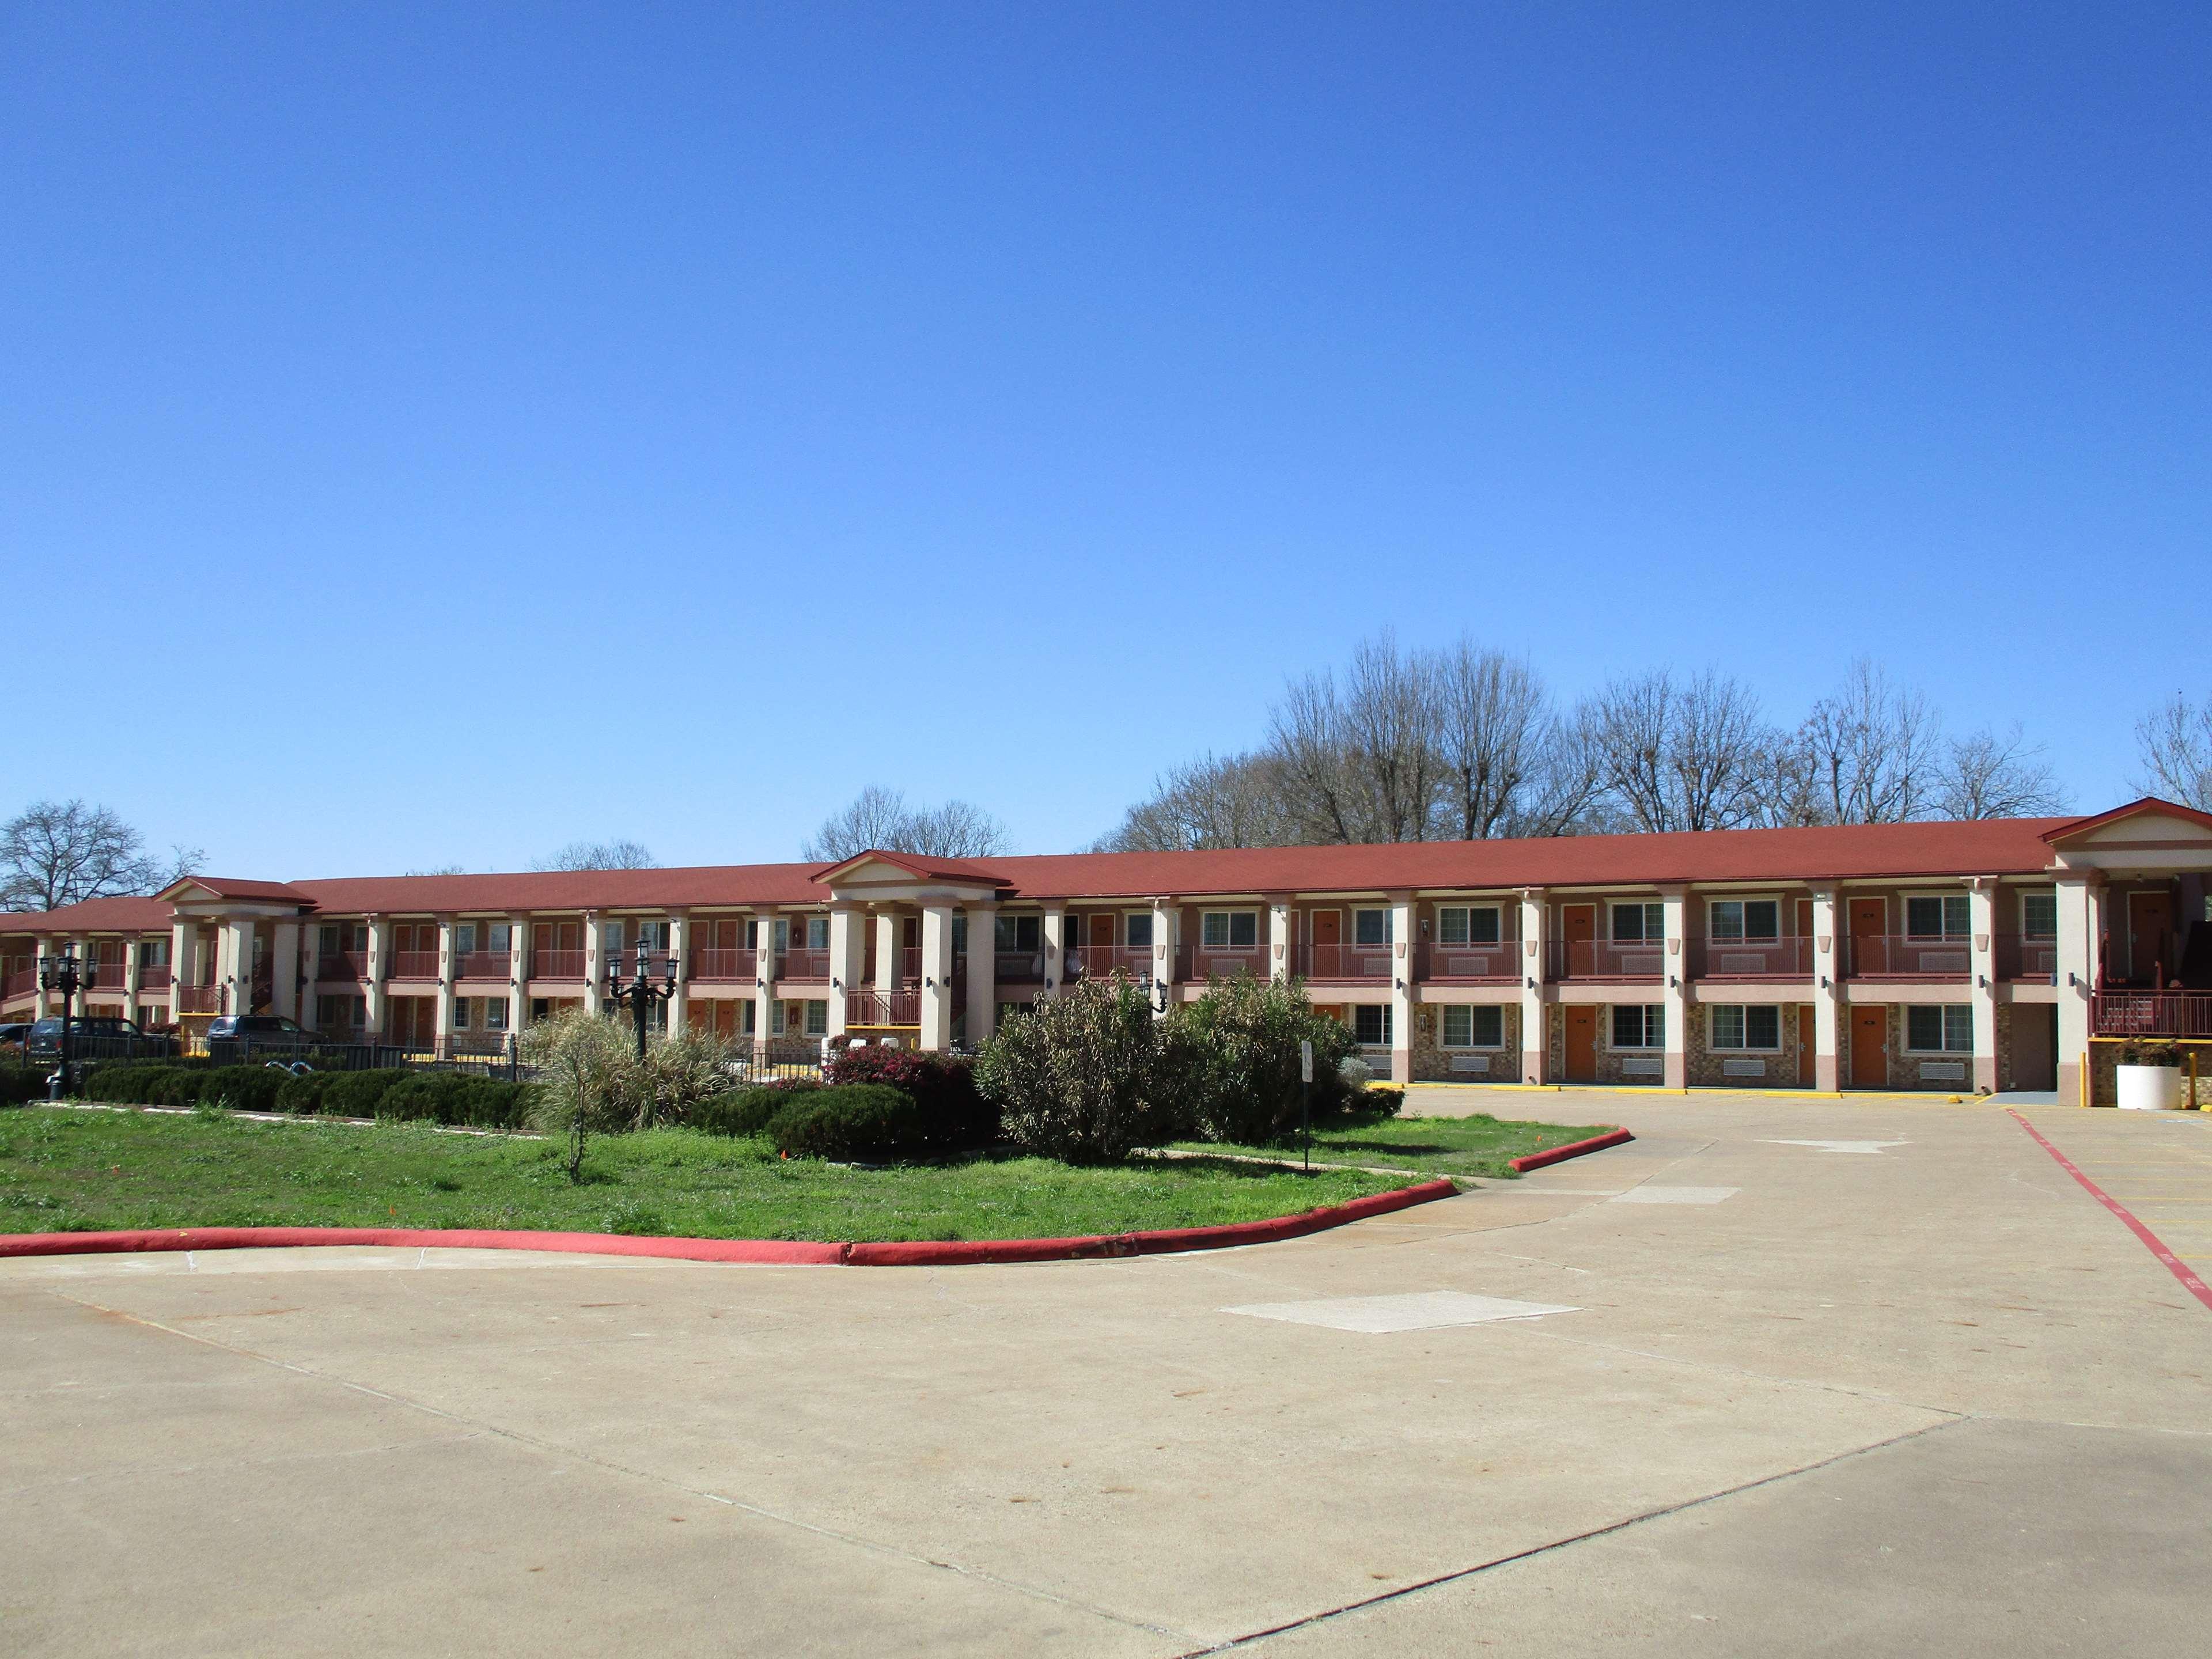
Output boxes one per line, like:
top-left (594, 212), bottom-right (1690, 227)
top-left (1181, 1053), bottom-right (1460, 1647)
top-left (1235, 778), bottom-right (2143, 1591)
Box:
top-left (5, 798), bottom-right (2210, 1105)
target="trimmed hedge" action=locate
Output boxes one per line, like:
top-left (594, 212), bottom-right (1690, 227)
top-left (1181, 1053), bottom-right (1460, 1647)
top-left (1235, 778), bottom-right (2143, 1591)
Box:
top-left (0, 1067), bottom-right (46, 1107)
top-left (769, 1084), bottom-right (933, 1161)
top-left (692, 1080), bottom-right (820, 1139)
top-left (373, 1073), bottom-right (539, 1130)
top-left (824, 1047), bottom-right (999, 1153)
top-left (71, 1060), bottom-right (537, 1130)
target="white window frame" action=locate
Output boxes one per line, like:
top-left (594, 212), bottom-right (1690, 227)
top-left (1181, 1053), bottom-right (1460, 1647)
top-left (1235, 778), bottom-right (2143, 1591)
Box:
top-left (455, 923), bottom-right (478, 956)
top-left (804, 999), bottom-right (829, 1037)
top-left (1353, 908), bottom-right (1394, 948)
top-left (1611, 902), bottom-right (1664, 943)
top-left (452, 998), bottom-right (473, 1031)
top-left (1906, 1003), bottom-right (1974, 1054)
top-left (1610, 1004), bottom-right (1665, 1050)
top-left (1436, 904), bottom-right (1502, 946)
top-left (1441, 1004), bottom-right (1504, 1049)
top-left (1708, 1004), bottom-right (1781, 1051)
top-left (1353, 1003), bottom-right (1393, 1046)
top-left (1124, 912), bottom-right (1154, 949)
top-left (1200, 910), bottom-right (1259, 950)
top-left (485, 999), bottom-right (508, 1031)
top-left (2019, 889), bottom-right (2057, 942)
top-left (1904, 894), bottom-right (1971, 941)
top-left (1707, 897), bottom-right (1781, 943)
top-left (804, 916), bottom-right (830, 951)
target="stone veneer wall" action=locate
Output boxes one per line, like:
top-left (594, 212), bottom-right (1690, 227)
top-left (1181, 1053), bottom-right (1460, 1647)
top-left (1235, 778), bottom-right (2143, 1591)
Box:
top-left (1410, 1002), bottom-right (1522, 1083)
top-left (1682, 1001), bottom-right (1808, 1089)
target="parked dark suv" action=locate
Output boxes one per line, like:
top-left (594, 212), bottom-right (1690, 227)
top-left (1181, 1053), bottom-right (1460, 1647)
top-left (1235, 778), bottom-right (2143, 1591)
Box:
top-left (204, 1014), bottom-right (319, 1065)
top-left (26, 1016), bottom-right (177, 1062)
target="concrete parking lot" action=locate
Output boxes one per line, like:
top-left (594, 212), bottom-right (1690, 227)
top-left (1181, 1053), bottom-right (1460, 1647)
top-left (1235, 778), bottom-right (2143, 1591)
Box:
top-left (6, 1092), bottom-right (2210, 1657)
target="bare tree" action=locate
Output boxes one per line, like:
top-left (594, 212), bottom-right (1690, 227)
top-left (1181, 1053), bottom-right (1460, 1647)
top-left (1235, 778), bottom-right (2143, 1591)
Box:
top-left (0, 800), bottom-right (202, 912)
top-left (1791, 660), bottom-right (1942, 824)
top-left (1434, 641), bottom-right (1548, 839)
top-left (1584, 670), bottom-right (1774, 832)
top-left (802, 788), bottom-right (1012, 862)
top-left (1092, 752), bottom-right (1296, 852)
top-left (534, 839), bottom-right (658, 872)
top-left (2135, 691), bottom-right (2212, 811)
top-left (1935, 726), bottom-right (2070, 819)
top-left (1263, 632), bottom-right (1443, 844)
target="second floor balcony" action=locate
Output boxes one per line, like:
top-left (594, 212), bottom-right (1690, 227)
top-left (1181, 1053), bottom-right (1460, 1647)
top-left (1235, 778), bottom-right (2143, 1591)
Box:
top-left (1186, 945), bottom-right (1267, 980)
top-left (1419, 940), bottom-right (1522, 983)
top-left (531, 948), bottom-right (586, 981)
top-left (775, 948), bottom-right (831, 984)
top-left (847, 987), bottom-right (921, 1027)
top-left (456, 951), bottom-right (512, 982)
top-left (1068, 945), bottom-right (1151, 982)
top-left (1996, 933), bottom-right (2058, 982)
top-left (1546, 940), bottom-right (1665, 982)
top-left (1301, 943), bottom-right (1396, 984)
top-left (387, 950), bottom-right (440, 980)
top-left (1847, 935), bottom-right (1971, 979)
top-left (2092, 989), bottom-right (2212, 1039)
top-left (315, 951), bottom-right (365, 982)
top-left (1688, 937), bottom-right (1814, 980)
top-left (689, 946), bottom-right (759, 983)
top-left (138, 962), bottom-right (173, 991)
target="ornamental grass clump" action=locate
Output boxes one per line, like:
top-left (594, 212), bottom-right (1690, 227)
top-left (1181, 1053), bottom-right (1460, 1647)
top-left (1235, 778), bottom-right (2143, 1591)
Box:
top-left (975, 975), bottom-right (1196, 1163)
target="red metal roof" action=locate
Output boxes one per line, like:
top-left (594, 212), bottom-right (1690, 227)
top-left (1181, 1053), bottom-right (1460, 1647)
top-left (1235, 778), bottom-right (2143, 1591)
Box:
top-left (158, 877), bottom-right (317, 903)
top-left (2040, 796), bottom-right (2212, 844)
top-left (289, 863), bottom-right (836, 915)
top-left (0, 896), bottom-right (179, 935)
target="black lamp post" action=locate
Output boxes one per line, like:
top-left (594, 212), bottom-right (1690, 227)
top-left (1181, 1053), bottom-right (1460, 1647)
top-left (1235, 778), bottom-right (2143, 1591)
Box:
top-left (605, 946), bottom-right (676, 1062)
top-left (39, 946), bottom-right (96, 1100)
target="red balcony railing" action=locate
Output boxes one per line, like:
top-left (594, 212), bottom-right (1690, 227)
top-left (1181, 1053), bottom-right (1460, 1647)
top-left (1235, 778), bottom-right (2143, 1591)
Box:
top-left (1187, 946), bottom-right (1267, 980)
top-left (1069, 945), bottom-right (1150, 981)
top-left (1419, 941), bottom-right (1521, 982)
top-left (777, 948), bottom-right (831, 983)
top-left (387, 950), bottom-right (440, 979)
top-left (531, 948), bottom-right (586, 980)
top-left (316, 952), bottom-right (365, 982)
top-left (1689, 937), bottom-right (1813, 980)
top-left (994, 949), bottom-right (1044, 983)
top-left (1546, 940), bottom-right (1665, 982)
top-left (3, 967), bottom-right (35, 998)
top-left (902, 946), bottom-right (922, 983)
top-left (138, 963), bottom-right (173, 990)
top-left (177, 984), bottom-right (226, 1014)
top-left (1995, 934), bottom-right (2058, 982)
top-left (456, 951), bottom-right (512, 982)
top-left (1301, 943), bottom-right (1396, 983)
top-left (1847, 934), bottom-right (1971, 979)
top-left (690, 947), bottom-right (759, 982)
top-left (847, 987), bottom-right (921, 1026)
top-left (2092, 990), bottom-right (2212, 1039)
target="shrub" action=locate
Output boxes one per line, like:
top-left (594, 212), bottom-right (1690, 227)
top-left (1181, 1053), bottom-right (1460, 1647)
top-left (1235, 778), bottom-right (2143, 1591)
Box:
top-left (274, 1070), bottom-right (333, 1115)
top-left (82, 1063), bottom-right (185, 1104)
top-left (825, 1046), bottom-right (999, 1153)
top-left (975, 975), bottom-right (1194, 1163)
top-left (319, 1067), bottom-right (408, 1119)
top-left (769, 1084), bottom-right (930, 1161)
top-left (0, 1067), bottom-right (46, 1107)
top-left (523, 1009), bottom-right (641, 1180)
top-left (1176, 976), bottom-right (1360, 1146)
top-left (692, 1080), bottom-right (819, 1139)
top-left (195, 1066), bottom-right (290, 1114)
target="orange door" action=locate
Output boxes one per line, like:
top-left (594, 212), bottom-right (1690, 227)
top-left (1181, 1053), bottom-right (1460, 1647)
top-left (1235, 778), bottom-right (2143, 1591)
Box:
top-left (1847, 897), bottom-right (1885, 975)
top-left (1090, 914), bottom-right (1116, 945)
top-left (1796, 899), bottom-right (1814, 938)
top-left (2130, 891), bottom-right (2173, 984)
top-left (1797, 1005), bottom-right (1816, 1086)
top-left (1310, 910), bottom-right (1341, 947)
top-left (1565, 1006), bottom-right (1597, 1082)
top-left (1563, 905), bottom-right (1596, 945)
top-left (1850, 1006), bottom-right (1887, 1089)
top-left (557, 921), bottom-right (581, 952)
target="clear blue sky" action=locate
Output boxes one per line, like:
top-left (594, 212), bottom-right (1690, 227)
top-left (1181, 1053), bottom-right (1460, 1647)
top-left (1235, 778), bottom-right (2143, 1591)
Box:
top-left (6, 3), bottom-right (2206, 876)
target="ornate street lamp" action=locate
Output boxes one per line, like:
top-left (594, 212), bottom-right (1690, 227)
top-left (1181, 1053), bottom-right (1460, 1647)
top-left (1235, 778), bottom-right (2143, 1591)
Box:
top-left (38, 946), bottom-right (97, 1100)
top-left (604, 946), bottom-right (676, 1063)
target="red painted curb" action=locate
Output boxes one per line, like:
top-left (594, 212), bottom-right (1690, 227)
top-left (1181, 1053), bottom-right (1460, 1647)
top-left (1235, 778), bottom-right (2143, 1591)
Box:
top-left (2007, 1110), bottom-right (2212, 1313)
top-left (0, 1180), bottom-right (1460, 1269)
top-left (1510, 1127), bottom-right (1633, 1173)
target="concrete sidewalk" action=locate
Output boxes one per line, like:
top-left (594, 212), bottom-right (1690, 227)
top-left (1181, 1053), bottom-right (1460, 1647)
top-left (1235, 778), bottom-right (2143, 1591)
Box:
top-left (5, 1093), bottom-right (2209, 1656)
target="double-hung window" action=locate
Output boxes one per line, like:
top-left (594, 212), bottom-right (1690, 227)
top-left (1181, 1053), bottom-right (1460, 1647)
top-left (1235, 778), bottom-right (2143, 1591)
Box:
top-left (1612, 1005), bottom-right (1665, 1049)
top-left (2020, 892), bottom-right (2057, 941)
top-left (1906, 1005), bottom-right (1974, 1052)
top-left (1200, 911), bottom-right (1258, 950)
top-left (1124, 913), bottom-right (1154, 950)
top-left (803, 916), bottom-right (830, 951)
top-left (1904, 895), bottom-right (1970, 940)
top-left (453, 998), bottom-right (474, 1031)
top-left (1708, 900), bottom-right (1779, 942)
top-left (1354, 909), bottom-right (1393, 947)
top-left (1437, 906), bottom-right (1501, 945)
top-left (1611, 902), bottom-right (1664, 942)
top-left (455, 923), bottom-right (478, 956)
top-left (1353, 1004), bottom-right (1393, 1046)
top-left (804, 999), bottom-right (829, 1037)
top-left (1441, 1005), bottom-right (1503, 1048)
top-left (995, 914), bottom-right (1043, 952)
top-left (1709, 1005), bottom-right (1780, 1051)
top-left (485, 999), bottom-right (508, 1031)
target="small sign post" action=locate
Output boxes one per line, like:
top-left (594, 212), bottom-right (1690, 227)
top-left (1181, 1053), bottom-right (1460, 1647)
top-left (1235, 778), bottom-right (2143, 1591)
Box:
top-left (1299, 1040), bottom-right (1313, 1171)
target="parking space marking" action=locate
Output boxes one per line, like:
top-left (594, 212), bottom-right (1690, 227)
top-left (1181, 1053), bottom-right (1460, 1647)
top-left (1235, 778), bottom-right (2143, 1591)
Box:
top-left (1222, 1291), bottom-right (1580, 1333)
top-left (1611, 1187), bottom-right (1740, 1205)
top-left (1761, 1139), bottom-right (1909, 1155)
top-left (2009, 1111), bottom-right (2212, 1313)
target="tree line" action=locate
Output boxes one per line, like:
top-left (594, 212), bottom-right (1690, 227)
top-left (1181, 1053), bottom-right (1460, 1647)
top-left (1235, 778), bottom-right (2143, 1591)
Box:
top-left (1094, 637), bottom-right (2212, 853)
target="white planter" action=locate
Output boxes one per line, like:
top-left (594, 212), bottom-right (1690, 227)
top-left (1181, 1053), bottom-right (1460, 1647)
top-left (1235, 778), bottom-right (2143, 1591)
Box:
top-left (2116, 1064), bottom-right (2186, 1111)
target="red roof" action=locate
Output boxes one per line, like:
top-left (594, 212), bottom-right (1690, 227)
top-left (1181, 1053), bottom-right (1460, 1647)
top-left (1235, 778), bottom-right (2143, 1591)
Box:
top-left (289, 863), bottom-right (835, 915)
top-left (0, 896), bottom-right (178, 935)
top-left (2041, 796), bottom-right (2212, 844)
top-left (160, 876), bottom-right (317, 903)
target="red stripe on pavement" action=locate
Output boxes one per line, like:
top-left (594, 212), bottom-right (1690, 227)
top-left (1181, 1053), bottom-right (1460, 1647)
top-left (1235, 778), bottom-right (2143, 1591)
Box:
top-left (2008, 1109), bottom-right (2212, 1313)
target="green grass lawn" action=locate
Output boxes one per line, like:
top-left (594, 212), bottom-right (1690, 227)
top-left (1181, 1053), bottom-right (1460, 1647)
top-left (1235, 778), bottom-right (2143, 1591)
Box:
top-left (1171, 1107), bottom-right (1611, 1178)
top-left (0, 1107), bottom-right (1431, 1243)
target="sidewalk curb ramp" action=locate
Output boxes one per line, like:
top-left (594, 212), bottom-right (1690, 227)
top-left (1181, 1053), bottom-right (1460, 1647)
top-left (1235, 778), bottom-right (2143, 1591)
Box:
top-left (1509, 1127), bottom-right (1634, 1173)
top-left (0, 1179), bottom-right (1464, 1268)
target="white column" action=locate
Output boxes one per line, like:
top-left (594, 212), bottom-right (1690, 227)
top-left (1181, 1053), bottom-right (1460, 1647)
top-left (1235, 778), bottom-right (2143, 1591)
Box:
top-left (2055, 876), bottom-right (2100, 1107)
top-left (221, 917), bottom-right (253, 1017)
top-left (1150, 897), bottom-right (1177, 1014)
top-left (874, 911), bottom-right (899, 993)
top-left (1811, 886), bottom-right (1842, 1091)
top-left (964, 902), bottom-right (998, 1045)
top-left (32, 935), bottom-right (54, 1019)
top-left (433, 916), bottom-right (456, 1048)
top-left (506, 912), bottom-right (530, 1039)
top-left (1268, 896), bottom-right (1293, 982)
top-left (1040, 905), bottom-right (1066, 998)
top-left (1968, 878), bottom-right (2000, 1093)
top-left (752, 910), bottom-right (778, 1054)
top-left (170, 918), bottom-right (195, 1021)
top-left (123, 937), bottom-right (144, 1016)
top-left (1660, 886), bottom-right (1688, 1090)
top-left (582, 911), bottom-right (604, 1016)
top-left (365, 916), bottom-right (390, 1039)
top-left (1518, 888), bottom-right (1548, 1084)
top-left (919, 902), bottom-right (956, 1051)
top-left (270, 919), bottom-right (302, 1023)
top-left (665, 911), bottom-right (690, 1037)
top-left (828, 905), bottom-right (863, 1038)
top-left (1388, 892), bottom-right (1417, 1084)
